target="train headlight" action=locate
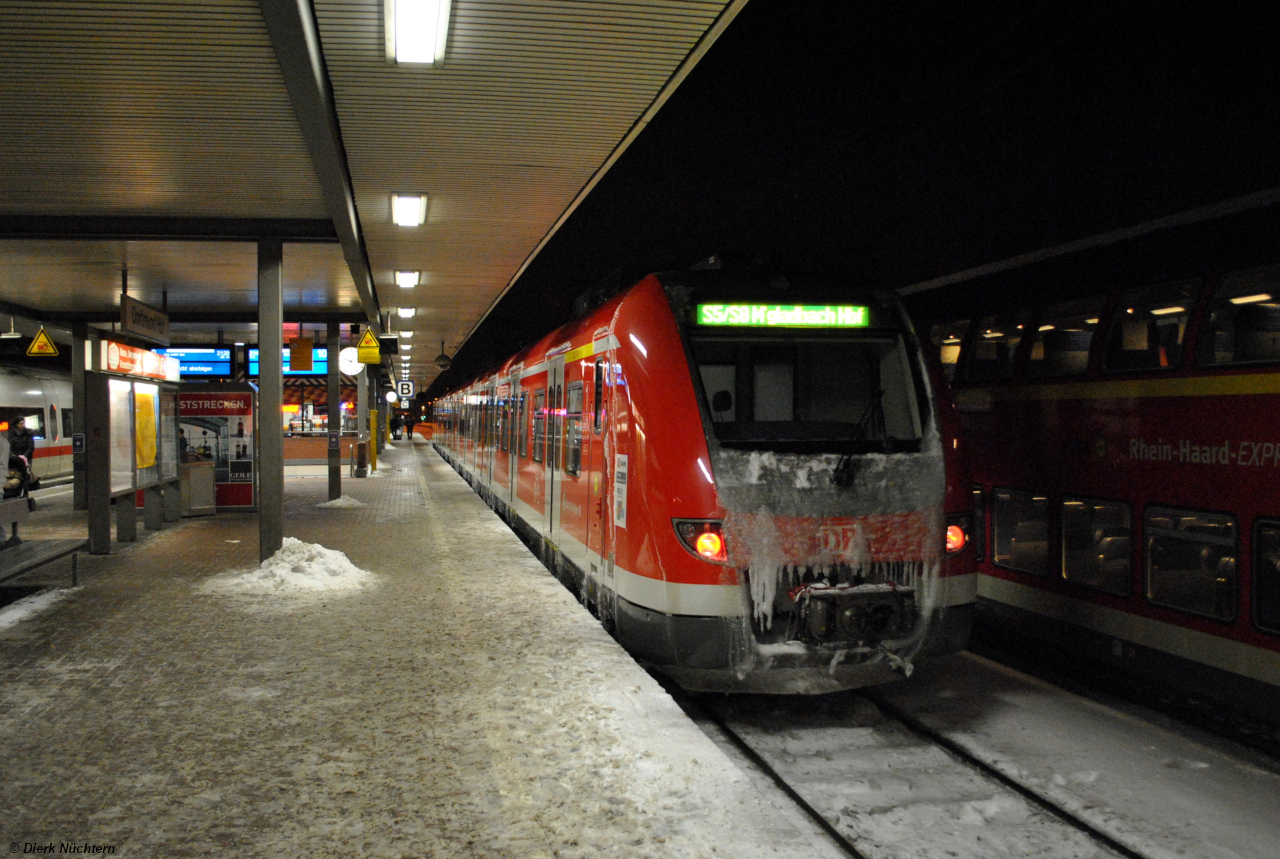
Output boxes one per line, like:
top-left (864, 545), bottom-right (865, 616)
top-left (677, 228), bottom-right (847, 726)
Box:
top-left (945, 515), bottom-right (972, 554)
top-left (674, 519), bottom-right (728, 563)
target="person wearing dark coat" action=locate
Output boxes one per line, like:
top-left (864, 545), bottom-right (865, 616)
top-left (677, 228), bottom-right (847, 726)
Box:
top-left (7, 419), bottom-right (36, 488)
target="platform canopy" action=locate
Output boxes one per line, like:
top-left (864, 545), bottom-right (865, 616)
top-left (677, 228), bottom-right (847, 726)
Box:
top-left (0, 0), bottom-right (745, 385)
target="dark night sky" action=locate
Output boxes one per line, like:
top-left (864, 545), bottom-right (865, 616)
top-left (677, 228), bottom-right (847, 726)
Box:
top-left (429, 0), bottom-right (1280, 395)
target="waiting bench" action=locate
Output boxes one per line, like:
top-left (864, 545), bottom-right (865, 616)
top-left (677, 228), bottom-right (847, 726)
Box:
top-left (0, 496), bottom-right (88, 587)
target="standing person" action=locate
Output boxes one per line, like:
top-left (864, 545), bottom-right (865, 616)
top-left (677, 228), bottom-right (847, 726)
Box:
top-left (7, 417), bottom-right (36, 489)
top-left (390, 413), bottom-right (403, 440)
top-left (404, 414), bottom-right (417, 443)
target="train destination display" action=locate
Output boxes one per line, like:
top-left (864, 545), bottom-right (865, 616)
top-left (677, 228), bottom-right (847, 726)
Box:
top-left (696, 304), bottom-right (869, 327)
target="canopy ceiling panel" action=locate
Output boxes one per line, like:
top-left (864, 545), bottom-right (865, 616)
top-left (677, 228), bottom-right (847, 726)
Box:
top-left (313, 0), bottom-right (734, 384)
top-left (0, 0), bottom-right (328, 219)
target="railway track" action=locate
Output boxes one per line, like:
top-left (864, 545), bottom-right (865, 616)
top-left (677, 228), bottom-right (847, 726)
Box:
top-left (672, 685), bottom-right (1152, 859)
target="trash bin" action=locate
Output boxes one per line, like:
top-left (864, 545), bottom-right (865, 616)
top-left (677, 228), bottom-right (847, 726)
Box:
top-left (181, 460), bottom-right (216, 516)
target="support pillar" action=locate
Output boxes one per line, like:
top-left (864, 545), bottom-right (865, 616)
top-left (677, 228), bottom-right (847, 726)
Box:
top-left (258, 240), bottom-right (284, 562)
top-left (327, 320), bottom-right (341, 500)
top-left (72, 324), bottom-right (88, 510)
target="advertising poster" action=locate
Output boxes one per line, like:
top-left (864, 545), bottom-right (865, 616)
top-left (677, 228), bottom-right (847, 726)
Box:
top-left (108, 379), bottom-right (134, 494)
top-left (159, 390), bottom-right (179, 481)
top-left (135, 384), bottom-right (158, 470)
top-left (178, 391), bottom-right (255, 508)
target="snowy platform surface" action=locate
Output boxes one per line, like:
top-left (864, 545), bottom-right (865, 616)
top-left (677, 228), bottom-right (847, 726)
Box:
top-left (0, 441), bottom-right (839, 857)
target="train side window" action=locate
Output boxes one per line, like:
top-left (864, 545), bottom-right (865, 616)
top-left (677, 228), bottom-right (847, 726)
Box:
top-left (532, 391), bottom-right (545, 463)
top-left (518, 393), bottom-right (528, 458)
top-left (1025, 297), bottom-right (1104, 378)
top-left (1103, 280), bottom-right (1197, 372)
top-left (1199, 265), bottom-right (1280, 366)
top-left (48, 404), bottom-right (58, 441)
top-left (565, 383), bottom-right (584, 476)
top-left (62, 407), bottom-right (73, 439)
top-left (499, 398), bottom-right (509, 452)
top-left (993, 489), bottom-right (1049, 576)
top-left (1145, 506), bottom-right (1236, 622)
top-left (1254, 521), bottom-right (1280, 634)
top-left (1062, 497), bottom-right (1131, 595)
top-left (593, 358), bottom-right (605, 433)
top-left (963, 311), bottom-right (1030, 382)
top-left (971, 485), bottom-right (986, 562)
top-left (929, 320), bottom-right (969, 381)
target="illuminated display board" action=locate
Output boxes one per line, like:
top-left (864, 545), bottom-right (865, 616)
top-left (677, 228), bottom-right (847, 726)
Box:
top-left (248, 347), bottom-right (329, 376)
top-left (157, 348), bottom-right (232, 377)
top-left (696, 304), bottom-right (869, 328)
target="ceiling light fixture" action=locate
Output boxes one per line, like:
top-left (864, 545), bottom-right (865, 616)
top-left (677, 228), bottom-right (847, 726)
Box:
top-left (399, 330), bottom-right (413, 338)
top-left (1230, 293), bottom-right (1272, 305)
top-left (395, 270), bottom-right (420, 289)
top-left (386, 0), bottom-right (451, 65)
top-left (391, 194), bottom-right (427, 226)
top-left (397, 307), bottom-right (416, 318)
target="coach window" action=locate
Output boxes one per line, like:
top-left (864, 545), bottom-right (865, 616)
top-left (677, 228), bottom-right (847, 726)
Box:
top-left (593, 358), bottom-right (605, 433)
top-left (565, 383), bottom-right (584, 476)
top-left (971, 486), bottom-right (986, 561)
top-left (1199, 265), bottom-right (1280, 366)
top-left (1062, 497), bottom-right (1131, 595)
top-left (532, 391), bottom-right (545, 463)
top-left (929, 320), bottom-right (969, 382)
top-left (1025, 297), bottom-right (1104, 378)
top-left (993, 489), bottom-right (1049, 576)
top-left (1145, 506), bottom-right (1236, 621)
top-left (1104, 281), bottom-right (1197, 372)
top-left (1254, 521), bottom-right (1280, 634)
top-left (48, 404), bottom-right (58, 441)
top-left (963, 311), bottom-right (1030, 382)
top-left (62, 407), bottom-right (73, 439)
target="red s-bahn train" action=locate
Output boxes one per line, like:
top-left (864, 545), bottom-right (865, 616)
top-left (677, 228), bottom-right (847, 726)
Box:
top-left (435, 267), bottom-right (975, 693)
top-left (923, 260), bottom-right (1280, 725)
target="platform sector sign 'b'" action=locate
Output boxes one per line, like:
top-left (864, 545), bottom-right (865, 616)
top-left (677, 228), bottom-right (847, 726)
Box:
top-left (397, 380), bottom-right (415, 399)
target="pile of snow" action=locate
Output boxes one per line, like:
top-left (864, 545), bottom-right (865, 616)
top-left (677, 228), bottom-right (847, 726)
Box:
top-left (315, 495), bottom-right (367, 509)
top-left (382, 442), bottom-right (397, 450)
top-left (0, 588), bottom-right (77, 630)
top-left (198, 538), bottom-right (375, 598)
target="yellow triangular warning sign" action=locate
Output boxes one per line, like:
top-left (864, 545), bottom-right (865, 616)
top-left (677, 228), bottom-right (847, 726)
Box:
top-left (357, 328), bottom-right (382, 364)
top-left (26, 327), bottom-right (58, 357)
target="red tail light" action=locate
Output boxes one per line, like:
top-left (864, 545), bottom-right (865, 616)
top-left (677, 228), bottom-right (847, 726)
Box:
top-left (945, 515), bottom-right (972, 554)
top-left (675, 519), bottom-right (728, 563)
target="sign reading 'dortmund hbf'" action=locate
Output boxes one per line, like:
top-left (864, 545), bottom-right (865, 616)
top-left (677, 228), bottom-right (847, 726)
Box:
top-left (120, 294), bottom-right (170, 346)
top-left (696, 304), bottom-right (870, 328)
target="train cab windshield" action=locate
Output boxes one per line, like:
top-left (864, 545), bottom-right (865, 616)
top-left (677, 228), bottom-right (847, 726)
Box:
top-left (690, 332), bottom-right (925, 453)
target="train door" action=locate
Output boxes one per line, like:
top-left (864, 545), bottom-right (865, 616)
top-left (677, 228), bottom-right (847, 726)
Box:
top-left (543, 355), bottom-right (564, 545)
top-left (484, 383), bottom-right (497, 488)
top-left (508, 371), bottom-right (520, 510)
top-left (494, 382), bottom-right (510, 494)
top-left (585, 356), bottom-right (609, 594)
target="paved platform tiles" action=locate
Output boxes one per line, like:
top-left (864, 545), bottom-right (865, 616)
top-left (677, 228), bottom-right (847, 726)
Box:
top-left (1, 440), bottom-right (835, 858)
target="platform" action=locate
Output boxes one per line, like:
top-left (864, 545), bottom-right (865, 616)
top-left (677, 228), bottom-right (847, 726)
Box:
top-left (0, 439), bottom-right (838, 857)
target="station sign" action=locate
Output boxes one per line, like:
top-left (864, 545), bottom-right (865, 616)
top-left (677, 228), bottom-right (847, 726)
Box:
top-left (95, 340), bottom-right (181, 382)
top-left (696, 304), bottom-right (870, 328)
top-left (120, 294), bottom-right (170, 346)
top-left (396, 380), bottom-right (415, 398)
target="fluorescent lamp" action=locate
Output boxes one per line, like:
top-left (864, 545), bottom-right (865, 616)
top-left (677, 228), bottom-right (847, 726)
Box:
top-left (392, 194), bottom-right (427, 226)
top-left (1151, 306), bottom-right (1185, 316)
top-left (1230, 293), bottom-right (1272, 305)
top-left (399, 330), bottom-right (413, 338)
top-left (397, 307), bottom-right (416, 318)
top-left (400, 344), bottom-right (411, 350)
top-left (1038, 325), bottom-right (1055, 332)
top-left (388, 0), bottom-right (451, 65)
top-left (395, 270), bottom-right (420, 289)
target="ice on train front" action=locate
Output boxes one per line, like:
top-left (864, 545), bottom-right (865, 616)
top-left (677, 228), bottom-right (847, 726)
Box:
top-left (659, 283), bottom-right (969, 693)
